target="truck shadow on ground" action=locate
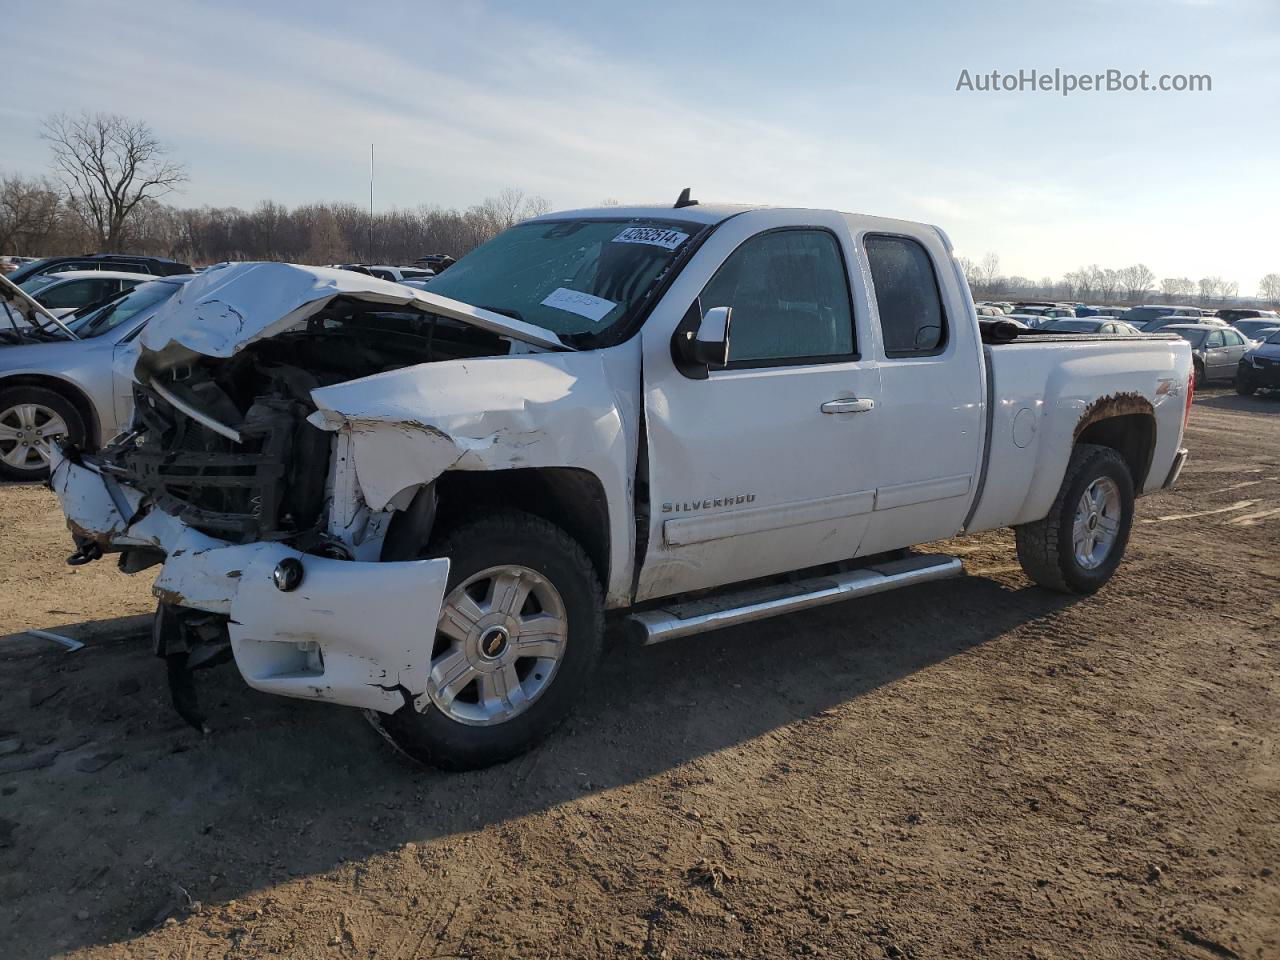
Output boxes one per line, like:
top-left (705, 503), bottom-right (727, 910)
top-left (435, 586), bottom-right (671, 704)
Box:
top-left (0, 574), bottom-right (1080, 958)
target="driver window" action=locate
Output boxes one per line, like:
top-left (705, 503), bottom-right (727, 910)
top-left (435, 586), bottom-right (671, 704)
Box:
top-left (698, 229), bottom-right (855, 364)
top-left (864, 235), bottom-right (948, 356)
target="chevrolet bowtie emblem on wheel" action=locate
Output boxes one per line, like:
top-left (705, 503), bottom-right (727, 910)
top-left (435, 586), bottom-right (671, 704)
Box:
top-left (661, 494), bottom-right (755, 513)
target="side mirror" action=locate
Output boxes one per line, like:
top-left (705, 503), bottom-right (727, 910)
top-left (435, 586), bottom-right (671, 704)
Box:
top-left (693, 306), bottom-right (732, 367)
top-left (672, 301), bottom-right (732, 378)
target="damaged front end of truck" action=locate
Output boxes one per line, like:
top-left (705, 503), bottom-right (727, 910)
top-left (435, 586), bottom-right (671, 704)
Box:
top-left (49, 261), bottom-right (631, 731)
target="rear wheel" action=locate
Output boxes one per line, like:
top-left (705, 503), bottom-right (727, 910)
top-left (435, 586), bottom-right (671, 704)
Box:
top-left (0, 386), bottom-right (86, 481)
top-left (366, 510), bottom-right (604, 770)
top-left (1193, 360), bottom-right (1206, 389)
top-left (1015, 444), bottom-right (1134, 594)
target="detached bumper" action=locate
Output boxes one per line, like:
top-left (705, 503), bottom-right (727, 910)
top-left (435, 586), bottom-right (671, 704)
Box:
top-left (49, 453), bottom-right (450, 713)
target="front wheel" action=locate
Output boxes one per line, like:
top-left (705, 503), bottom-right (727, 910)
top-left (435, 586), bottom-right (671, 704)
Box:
top-left (367, 510), bottom-right (604, 770)
top-left (1236, 372), bottom-right (1256, 396)
top-left (0, 385), bottom-right (87, 482)
top-left (1015, 444), bottom-right (1135, 594)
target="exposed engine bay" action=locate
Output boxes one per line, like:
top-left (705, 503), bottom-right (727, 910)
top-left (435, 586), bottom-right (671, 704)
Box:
top-left (98, 302), bottom-right (513, 546)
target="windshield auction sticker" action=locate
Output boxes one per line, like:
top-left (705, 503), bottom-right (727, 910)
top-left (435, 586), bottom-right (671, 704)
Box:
top-left (541, 287), bottom-right (617, 323)
top-left (611, 226), bottom-right (689, 250)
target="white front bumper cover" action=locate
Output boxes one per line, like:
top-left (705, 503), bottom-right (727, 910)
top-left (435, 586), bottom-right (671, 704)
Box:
top-left (50, 451), bottom-right (449, 713)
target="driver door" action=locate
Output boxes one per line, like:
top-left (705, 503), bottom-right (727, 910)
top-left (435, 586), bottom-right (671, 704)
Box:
top-left (637, 213), bottom-right (883, 601)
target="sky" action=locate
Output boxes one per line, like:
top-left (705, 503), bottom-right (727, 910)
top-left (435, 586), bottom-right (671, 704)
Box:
top-left (4, 0), bottom-right (1278, 291)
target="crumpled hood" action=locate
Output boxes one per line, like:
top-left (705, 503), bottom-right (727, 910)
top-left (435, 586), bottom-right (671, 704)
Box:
top-left (133, 261), bottom-right (567, 374)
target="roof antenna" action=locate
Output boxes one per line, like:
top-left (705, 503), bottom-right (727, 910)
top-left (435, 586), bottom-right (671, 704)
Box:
top-left (674, 187), bottom-right (698, 209)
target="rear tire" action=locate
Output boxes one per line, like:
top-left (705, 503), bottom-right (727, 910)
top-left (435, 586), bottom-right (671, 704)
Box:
top-left (1015, 444), bottom-right (1134, 595)
top-left (0, 385), bottom-right (87, 482)
top-left (1193, 360), bottom-right (1206, 389)
top-left (366, 510), bottom-right (604, 771)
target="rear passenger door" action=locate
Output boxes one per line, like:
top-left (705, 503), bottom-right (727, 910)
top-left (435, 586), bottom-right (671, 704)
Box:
top-left (854, 232), bottom-right (985, 555)
top-left (1220, 329), bottom-right (1248, 373)
top-left (1203, 329), bottom-right (1229, 377)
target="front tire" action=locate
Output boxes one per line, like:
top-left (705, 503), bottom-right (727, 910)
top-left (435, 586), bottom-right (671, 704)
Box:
top-left (367, 510), bottom-right (604, 770)
top-left (1236, 372), bottom-right (1256, 396)
top-left (1015, 444), bottom-right (1135, 594)
top-left (0, 385), bottom-right (87, 482)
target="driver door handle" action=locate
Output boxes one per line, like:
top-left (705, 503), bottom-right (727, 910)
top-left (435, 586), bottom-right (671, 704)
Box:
top-left (821, 397), bottom-right (875, 414)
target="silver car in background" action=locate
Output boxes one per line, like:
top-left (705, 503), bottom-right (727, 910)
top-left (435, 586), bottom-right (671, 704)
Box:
top-left (1162, 323), bottom-right (1251, 387)
top-left (0, 275), bottom-right (191, 480)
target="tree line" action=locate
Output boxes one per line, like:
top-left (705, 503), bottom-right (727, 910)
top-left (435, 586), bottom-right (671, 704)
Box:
top-left (0, 112), bottom-right (550, 266)
top-left (3, 112), bottom-right (1278, 304)
top-left (0, 171), bottom-right (550, 267)
top-left (959, 253), bottom-right (1280, 308)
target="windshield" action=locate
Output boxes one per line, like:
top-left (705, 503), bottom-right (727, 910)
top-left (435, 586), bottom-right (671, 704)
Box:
top-left (425, 218), bottom-right (705, 341)
top-left (1047, 320), bottom-right (1099, 332)
top-left (18, 273), bottom-right (67, 296)
top-left (1266, 330), bottom-right (1280, 345)
top-left (68, 280), bottom-right (177, 338)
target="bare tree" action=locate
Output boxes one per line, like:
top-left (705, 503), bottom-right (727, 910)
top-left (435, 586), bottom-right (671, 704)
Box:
top-left (41, 112), bottom-right (187, 251)
top-left (302, 208), bottom-right (348, 264)
top-left (0, 174), bottom-right (63, 253)
top-left (1160, 277), bottom-right (1193, 302)
top-left (1119, 263), bottom-right (1155, 303)
top-left (1197, 276), bottom-right (1223, 302)
top-left (1258, 272), bottom-right (1280, 304)
top-left (979, 252), bottom-right (1001, 295)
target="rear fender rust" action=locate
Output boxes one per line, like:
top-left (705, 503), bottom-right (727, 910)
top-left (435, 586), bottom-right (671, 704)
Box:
top-left (1071, 392), bottom-right (1154, 442)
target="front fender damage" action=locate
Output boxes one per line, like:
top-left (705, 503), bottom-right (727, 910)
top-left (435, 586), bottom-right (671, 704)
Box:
top-left (307, 351), bottom-right (630, 511)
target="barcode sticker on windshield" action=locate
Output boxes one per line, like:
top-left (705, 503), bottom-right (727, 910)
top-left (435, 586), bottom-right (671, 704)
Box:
top-left (541, 287), bottom-right (617, 324)
top-left (612, 226), bottom-right (689, 250)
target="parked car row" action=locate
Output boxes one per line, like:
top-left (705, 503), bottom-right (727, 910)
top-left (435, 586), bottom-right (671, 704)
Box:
top-left (328, 263), bottom-right (438, 283)
top-left (974, 298), bottom-right (1280, 386)
top-left (0, 275), bottom-right (195, 479)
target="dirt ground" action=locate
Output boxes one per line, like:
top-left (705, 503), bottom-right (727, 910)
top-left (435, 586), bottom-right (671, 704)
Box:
top-left (1, 385), bottom-right (1277, 960)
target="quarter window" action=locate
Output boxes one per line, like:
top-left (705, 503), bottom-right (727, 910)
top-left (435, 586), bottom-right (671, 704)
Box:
top-left (699, 229), bottom-right (854, 364)
top-left (864, 235), bottom-right (947, 356)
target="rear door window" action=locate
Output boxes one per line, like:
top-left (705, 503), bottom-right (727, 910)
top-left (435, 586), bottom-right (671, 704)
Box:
top-left (864, 235), bottom-right (947, 356)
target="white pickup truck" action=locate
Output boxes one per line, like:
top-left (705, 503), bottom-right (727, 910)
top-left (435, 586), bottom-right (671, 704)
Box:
top-left (48, 198), bottom-right (1193, 769)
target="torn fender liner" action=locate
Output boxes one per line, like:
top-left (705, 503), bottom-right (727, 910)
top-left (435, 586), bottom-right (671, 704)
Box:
top-left (229, 550), bottom-right (450, 713)
top-left (133, 261), bottom-right (567, 375)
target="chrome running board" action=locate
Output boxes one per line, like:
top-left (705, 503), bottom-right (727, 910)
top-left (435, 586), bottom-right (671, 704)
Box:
top-left (627, 553), bottom-right (964, 646)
